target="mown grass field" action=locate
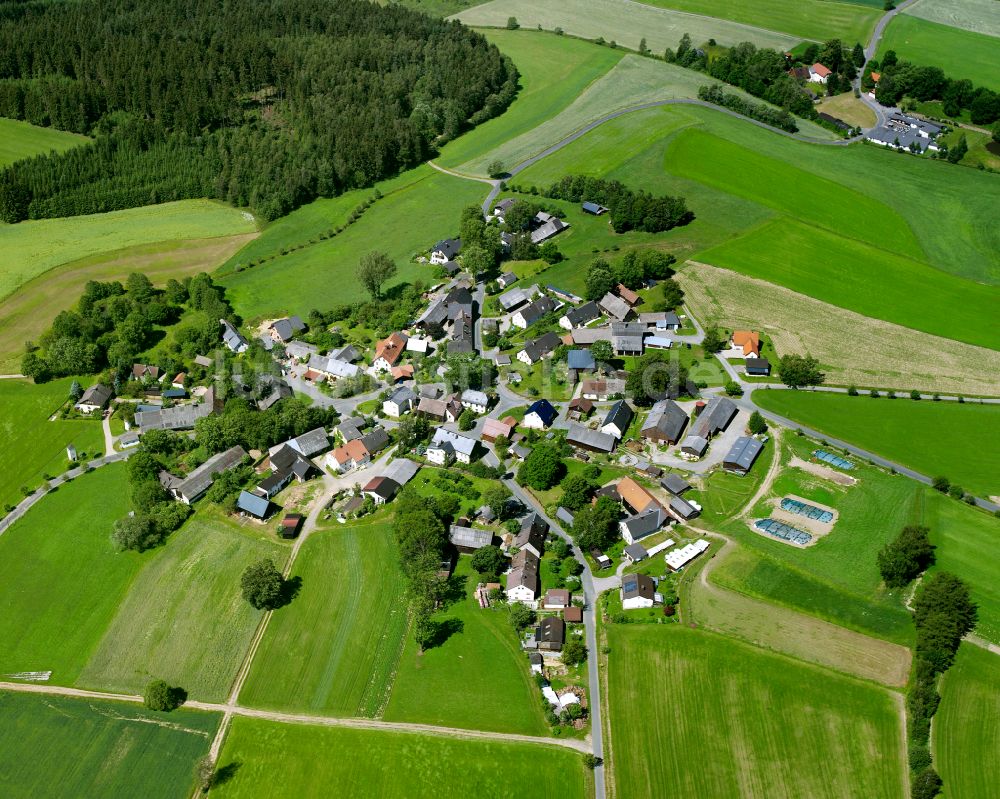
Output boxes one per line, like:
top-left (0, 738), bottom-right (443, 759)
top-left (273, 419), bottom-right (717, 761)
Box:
top-left (239, 521), bottom-right (409, 717)
top-left (213, 717), bottom-right (589, 798)
top-left (922, 491), bottom-right (1000, 645)
top-left (462, 52), bottom-right (834, 175)
top-left (696, 217), bottom-right (998, 350)
top-left (436, 30), bottom-right (623, 169)
top-left (0, 199), bottom-right (257, 304)
top-left (220, 166), bottom-right (487, 321)
top-left (639, 0), bottom-right (880, 43)
top-left (904, 0), bottom-right (1000, 38)
top-left (605, 625), bottom-right (906, 799)
top-left (0, 117), bottom-right (89, 168)
top-left (934, 644), bottom-right (1000, 799)
top-left (384, 557), bottom-right (549, 735)
top-left (878, 13), bottom-right (1000, 93)
top-left (0, 377), bottom-right (105, 509)
top-left (815, 91), bottom-right (877, 128)
top-left (0, 692), bottom-right (219, 799)
top-left (0, 233), bottom-right (255, 372)
top-left (453, 0), bottom-right (803, 52)
top-left (753, 390), bottom-right (1000, 497)
top-left (78, 510), bottom-right (287, 702)
top-left (678, 262), bottom-right (1000, 396)
top-left (0, 464), bottom-right (142, 683)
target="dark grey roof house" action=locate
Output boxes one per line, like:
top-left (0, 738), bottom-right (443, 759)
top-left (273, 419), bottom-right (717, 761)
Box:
top-left (642, 399), bottom-right (688, 445)
top-left (723, 436), bottom-right (764, 475)
top-left (660, 473), bottom-right (692, 495)
top-left (601, 399), bottom-right (634, 439)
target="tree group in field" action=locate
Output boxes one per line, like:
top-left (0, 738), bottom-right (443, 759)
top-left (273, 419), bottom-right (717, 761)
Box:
top-left (143, 678), bottom-right (186, 712)
top-left (0, 0), bottom-right (518, 223)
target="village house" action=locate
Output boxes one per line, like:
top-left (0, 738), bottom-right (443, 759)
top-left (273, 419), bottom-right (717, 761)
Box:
top-left (430, 238), bottom-right (461, 264)
top-left (730, 330), bottom-right (761, 358)
top-left (688, 396), bottom-right (738, 442)
top-left (523, 399), bottom-right (558, 429)
top-left (624, 542), bottom-right (648, 564)
top-left (514, 512), bottom-right (548, 558)
top-left (808, 62), bottom-right (831, 84)
top-left (537, 616), bottom-right (565, 652)
top-left (416, 395), bottom-right (462, 423)
top-left (362, 476), bottom-right (401, 505)
top-left (160, 445), bottom-right (248, 504)
top-left (745, 357), bottom-right (771, 376)
top-left (618, 476), bottom-right (661, 516)
top-left (599, 292), bottom-right (633, 322)
top-left (449, 524), bottom-right (494, 553)
top-left (530, 211), bottom-right (569, 245)
top-left (237, 490), bottom-right (271, 520)
top-left (600, 399), bottom-right (634, 440)
top-left (131, 363), bottom-right (160, 381)
top-left (559, 301), bottom-right (601, 330)
top-left (641, 399), bottom-right (689, 445)
top-left (723, 436), bottom-right (765, 475)
top-left (268, 316), bottom-right (305, 343)
top-left (135, 387), bottom-right (217, 432)
top-left (497, 285), bottom-right (533, 313)
top-left (621, 573), bottom-right (659, 610)
top-left (75, 383), bottom-right (113, 414)
top-left (460, 389), bottom-right (489, 414)
top-left (581, 378), bottom-right (626, 401)
top-left (382, 386), bottom-right (417, 418)
top-left (660, 473), bottom-right (692, 496)
top-left (517, 331), bottom-right (562, 365)
top-left (220, 319), bottom-right (248, 353)
top-left (616, 284), bottom-right (641, 307)
top-left (481, 416), bottom-right (515, 444)
top-left (326, 427), bottom-right (389, 472)
top-left (511, 296), bottom-right (556, 329)
top-left (620, 507), bottom-right (667, 545)
top-left (285, 340), bottom-right (318, 362)
top-left (507, 549), bottom-right (541, 604)
top-left (307, 354), bottom-right (359, 381)
top-left (611, 322), bottom-right (645, 356)
top-left (543, 588), bottom-right (571, 610)
top-left (497, 271), bottom-right (518, 288)
top-left (567, 349), bottom-right (596, 375)
top-left (427, 427), bottom-right (477, 465)
top-left (373, 332), bottom-right (408, 372)
top-left (566, 398), bottom-right (594, 421)
top-left (566, 425), bottom-right (616, 454)
top-left (568, 327), bottom-right (612, 347)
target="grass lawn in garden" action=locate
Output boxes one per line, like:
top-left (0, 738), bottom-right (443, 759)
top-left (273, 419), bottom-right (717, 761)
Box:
top-left (933, 643), bottom-right (1000, 799)
top-left (436, 30), bottom-right (623, 169)
top-left (0, 464), bottom-right (142, 683)
top-left (0, 117), bottom-right (89, 168)
top-left (753, 389), bottom-right (1000, 498)
top-left (639, 0), bottom-right (880, 43)
top-left (695, 217), bottom-right (998, 349)
top-left (526, 458), bottom-right (629, 510)
top-left (239, 520), bottom-right (409, 717)
top-left (220, 166), bottom-right (487, 321)
top-left (459, 51), bottom-right (833, 176)
top-left (922, 491), bottom-right (1000, 645)
top-left (878, 13), bottom-right (1000, 93)
top-left (0, 200), bottom-right (257, 305)
top-left (77, 508), bottom-right (288, 701)
top-left (903, 0), bottom-right (1000, 37)
top-left (0, 692), bottom-right (219, 799)
top-left (212, 716), bottom-right (589, 798)
top-left (453, 0), bottom-right (803, 54)
top-left (605, 625), bottom-right (906, 799)
top-left (0, 377), bottom-right (105, 509)
top-left (384, 556), bottom-right (549, 735)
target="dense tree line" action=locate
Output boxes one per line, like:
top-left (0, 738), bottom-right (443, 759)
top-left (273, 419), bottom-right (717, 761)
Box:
top-left (869, 52), bottom-right (1000, 125)
top-left (0, 0), bottom-right (518, 222)
top-left (583, 251), bottom-right (678, 302)
top-left (194, 396), bottom-right (337, 454)
top-left (542, 175), bottom-right (692, 233)
top-left (697, 84), bottom-right (799, 133)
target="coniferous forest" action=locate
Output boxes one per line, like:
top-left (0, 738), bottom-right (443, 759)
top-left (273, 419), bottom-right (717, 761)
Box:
top-left (0, 0), bottom-right (518, 222)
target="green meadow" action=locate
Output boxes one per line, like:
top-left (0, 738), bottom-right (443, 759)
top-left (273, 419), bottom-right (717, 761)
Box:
top-left (606, 626), bottom-right (906, 798)
top-left (0, 377), bottom-right (105, 509)
top-left (78, 510), bottom-right (287, 702)
top-left (0, 692), bottom-right (219, 799)
top-left (879, 13), bottom-right (1000, 93)
top-left (219, 166), bottom-right (487, 321)
top-left (239, 521), bottom-right (409, 717)
top-left (213, 717), bottom-right (589, 798)
top-left (934, 643), bottom-right (1000, 799)
top-left (384, 557), bottom-right (549, 735)
top-left (0, 464), bottom-right (142, 683)
top-left (904, 0), bottom-right (1000, 38)
top-left (0, 199), bottom-right (257, 304)
top-left (753, 390), bottom-right (1000, 497)
top-left (436, 30), bottom-right (623, 169)
top-left (639, 0), bottom-right (880, 43)
top-left (0, 117), bottom-right (89, 168)
top-left (454, 0), bottom-right (803, 52)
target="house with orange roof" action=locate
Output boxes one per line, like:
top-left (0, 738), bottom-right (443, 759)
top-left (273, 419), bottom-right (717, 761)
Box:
top-left (616, 283), bottom-right (641, 307)
top-left (808, 62), bottom-right (831, 84)
top-left (617, 477), bottom-right (661, 516)
top-left (730, 330), bottom-right (761, 358)
top-left (373, 332), bottom-right (408, 372)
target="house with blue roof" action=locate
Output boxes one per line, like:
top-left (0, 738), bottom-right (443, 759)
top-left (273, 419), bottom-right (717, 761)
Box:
top-left (523, 399), bottom-right (558, 430)
top-left (567, 349), bottom-right (596, 373)
top-left (236, 490), bottom-right (271, 520)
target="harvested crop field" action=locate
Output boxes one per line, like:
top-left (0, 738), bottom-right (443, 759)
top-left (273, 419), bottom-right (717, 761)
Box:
top-left (904, 0), bottom-right (1000, 38)
top-left (678, 262), bottom-right (1000, 395)
top-left (453, 0), bottom-right (802, 53)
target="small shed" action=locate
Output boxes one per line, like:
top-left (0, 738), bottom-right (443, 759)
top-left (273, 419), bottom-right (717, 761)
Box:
top-left (280, 513), bottom-right (304, 539)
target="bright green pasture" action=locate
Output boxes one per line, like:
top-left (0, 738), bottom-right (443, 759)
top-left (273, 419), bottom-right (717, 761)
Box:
top-left (453, 0), bottom-right (803, 52)
top-left (213, 717), bottom-right (589, 799)
top-left (463, 53), bottom-right (834, 174)
top-left (667, 129), bottom-right (924, 259)
top-left (436, 30), bottom-right (623, 168)
top-left (0, 464), bottom-right (141, 683)
top-left (384, 556), bottom-right (549, 735)
top-left (923, 492), bottom-right (1000, 645)
top-left (0, 117), bottom-right (89, 168)
top-left (904, 0), bottom-right (1000, 38)
top-left (239, 521), bottom-right (409, 716)
top-left (753, 390), bottom-right (1000, 497)
top-left (517, 104), bottom-right (1000, 285)
top-left (606, 626), bottom-right (906, 799)
top-left (220, 166), bottom-right (487, 320)
top-left (78, 510), bottom-right (287, 701)
top-left (0, 692), bottom-right (219, 799)
top-left (0, 199), bottom-right (257, 304)
top-left (878, 14), bottom-right (1000, 93)
top-left (696, 218), bottom-right (998, 349)
top-left (639, 0), bottom-right (880, 43)
top-left (0, 377), bottom-right (105, 509)
top-left (934, 643), bottom-right (1000, 799)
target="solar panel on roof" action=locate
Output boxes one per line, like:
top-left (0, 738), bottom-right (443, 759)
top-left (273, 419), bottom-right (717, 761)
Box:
top-left (813, 449), bottom-right (854, 470)
top-left (754, 518), bottom-right (812, 545)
